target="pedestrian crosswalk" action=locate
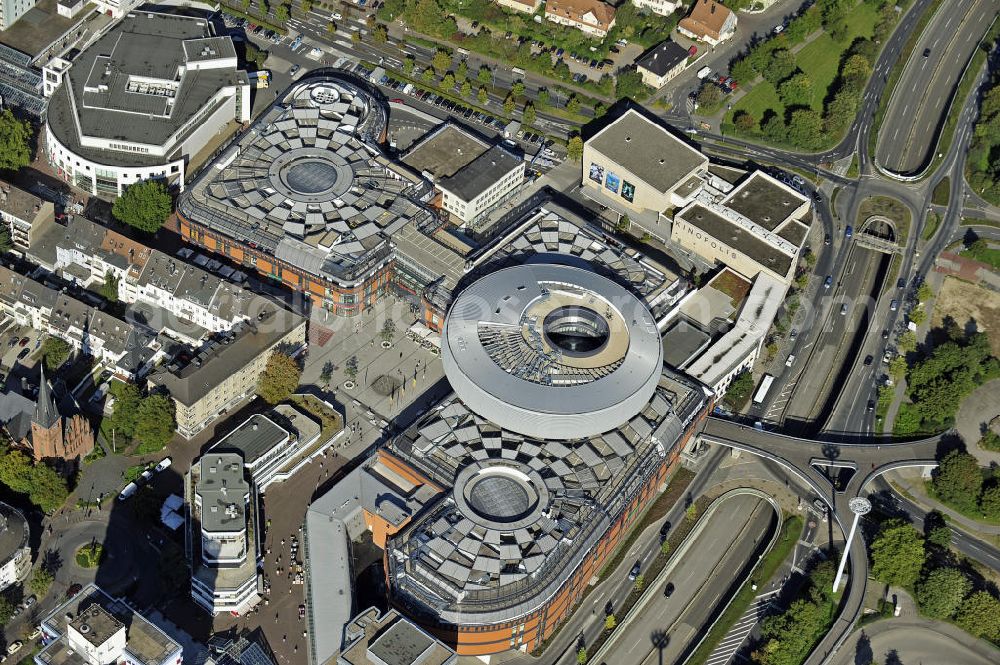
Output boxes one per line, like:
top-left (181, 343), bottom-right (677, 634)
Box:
top-left (703, 592), bottom-right (779, 665)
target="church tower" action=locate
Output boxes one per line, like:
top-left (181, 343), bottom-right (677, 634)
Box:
top-left (30, 366), bottom-right (63, 461)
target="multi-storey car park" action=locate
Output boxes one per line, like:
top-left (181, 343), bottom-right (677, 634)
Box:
top-left (177, 73), bottom-right (435, 316)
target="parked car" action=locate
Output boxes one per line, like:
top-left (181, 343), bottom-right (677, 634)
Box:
top-left (66, 583), bottom-right (83, 598)
top-left (890, 299), bottom-right (899, 311)
top-left (27, 626), bottom-right (41, 640)
top-left (18, 336), bottom-right (28, 346)
top-left (7, 642), bottom-right (22, 656)
top-left (16, 348), bottom-right (30, 360)
top-left (785, 354), bottom-right (796, 367)
top-left (155, 457), bottom-right (172, 472)
top-left (118, 482), bottom-right (139, 501)
top-left (824, 276), bottom-right (833, 289)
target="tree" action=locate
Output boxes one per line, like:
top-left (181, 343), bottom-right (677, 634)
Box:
top-left (786, 109), bottom-right (825, 149)
top-left (730, 58), bottom-right (756, 85)
top-left (351, 30), bottom-right (361, 43)
top-left (320, 361), bottom-right (334, 386)
top-left (477, 86), bottom-right (488, 104)
top-left (734, 110), bottom-right (756, 131)
top-left (345, 355), bottom-right (359, 382)
top-left (99, 271), bottom-right (120, 302)
top-left (0, 449), bottom-right (33, 494)
top-left (566, 136), bottom-right (584, 162)
top-left (778, 73), bottom-right (813, 108)
top-left (456, 59), bottom-right (467, 81)
top-left (372, 23), bottom-right (388, 43)
top-left (300, 0), bottom-right (312, 12)
top-left (422, 67), bottom-right (435, 83)
top-left (660, 540), bottom-right (672, 556)
top-left (511, 81), bottom-right (525, 98)
top-left (442, 72), bottom-right (455, 89)
top-left (604, 614), bottom-right (616, 630)
top-left (432, 49), bottom-right (451, 74)
top-left (275, 4), bottom-right (289, 22)
top-left (461, 80), bottom-right (472, 98)
top-left (909, 306), bottom-right (927, 326)
top-left (762, 49), bottom-right (797, 87)
top-left (955, 591), bottom-right (1000, 641)
top-left (30, 462), bottom-right (69, 512)
top-left (523, 103), bottom-right (536, 126)
top-left (478, 65), bottom-right (492, 86)
top-left (923, 511), bottom-right (951, 549)
top-left (242, 0), bottom-right (251, 10)
top-left (565, 95), bottom-right (580, 114)
top-left (537, 88), bottom-right (550, 107)
top-left (576, 647), bottom-right (588, 664)
top-left (134, 394), bottom-right (176, 453)
top-left (108, 381), bottom-right (141, 439)
top-left (870, 519), bottom-right (925, 588)
top-left (980, 482), bottom-right (1000, 519)
top-left (686, 504), bottom-right (698, 522)
top-left (327, 20), bottom-right (336, 33)
top-left (916, 567), bottom-right (970, 619)
top-left (380, 319), bottom-right (396, 344)
top-left (257, 352), bottom-right (301, 404)
top-left (403, 56), bottom-right (415, 74)
top-left (723, 371), bottom-right (755, 410)
top-left (696, 83), bottom-right (722, 109)
top-left (917, 282), bottom-right (933, 302)
top-left (503, 94), bottom-right (516, 115)
top-left (933, 450), bottom-right (983, 512)
top-left (0, 596), bottom-right (13, 625)
top-left (0, 108), bottom-right (32, 172)
top-left (29, 565), bottom-right (54, 596)
top-left (112, 180), bottom-right (172, 233)
top-left (633, 574), bottom-right (644, 591)
top-left (897, 330), bottom-right (917, 354)
top-left (41, 336), bottom-right (72, 372)
top-left (594, 101), bottom-right (607, 117)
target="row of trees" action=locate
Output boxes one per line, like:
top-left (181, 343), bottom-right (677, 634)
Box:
top-left (104, 383), bottom-right (176, 454)
top-left (870, 517), bottom-right (1000, 641)
top-left (0, 108), bottom-right (33, 173)
top-left (751, 560), bottom-right (837, 665)
top-left (0, 446), bottom-right (70, 513)
top-left (726, 0), bottom-right (903, 149)
top-left (967, 71), bottom-right (1000, 205)
top-left (930, 449), bottom-right (1000, 520)
top-left (894, 329), bottom-right (1000, 435)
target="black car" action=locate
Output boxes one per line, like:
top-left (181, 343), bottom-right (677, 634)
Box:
top-left (663, 582), bottom-right (675, 598)
top-left (864, 355), bottom-right (874, 366)
top-left (824, 233), bottom-right (831, 245)
top-left (882, 329), bottom-right (890, 339)
top-left (923, 48), bottom-right (931, 57)
top-left (812, 191), bottom-right (823, 202)
top-left (604, 601), bottom-right (614, 616)
top-left (867, 399), bottom-right (876, 411)
top-left (16, 347), bottom-right (30, 360)
top-left (897, 278), bottom-right (906, 289)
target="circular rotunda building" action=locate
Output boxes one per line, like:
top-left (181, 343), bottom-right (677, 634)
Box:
top-left (385, 262), bottom-right (709, 656)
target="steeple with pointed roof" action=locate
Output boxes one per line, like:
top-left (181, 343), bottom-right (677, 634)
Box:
top-left (33, 365), bottom-right (61, 430)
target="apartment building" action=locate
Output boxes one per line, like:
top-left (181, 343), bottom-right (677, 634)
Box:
top-left (0, 182), bottom-right (55, 250)
top-left (545, 0), bottom-right (616, 37)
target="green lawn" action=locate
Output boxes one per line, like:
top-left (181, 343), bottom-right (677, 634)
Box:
top-left (966, 244), bottom-right (1000, 271)
top-left (732, 84), bottom-right (784, 122)
top-left (728, 0), bottom-right (878, 122)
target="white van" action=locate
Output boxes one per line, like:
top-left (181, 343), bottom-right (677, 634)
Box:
top-left (118, 482), bottom-right (138, 501)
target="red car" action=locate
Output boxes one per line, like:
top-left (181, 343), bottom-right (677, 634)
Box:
top-left (66, 583), bottom-right (82, 598)
top-left (18, 337), bottom-right (28, 346)
top-left (390, 98), bottom-right (404, 104)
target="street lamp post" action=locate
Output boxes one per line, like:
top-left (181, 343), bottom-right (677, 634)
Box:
top-left (833, 496), bottom-right (871, 593)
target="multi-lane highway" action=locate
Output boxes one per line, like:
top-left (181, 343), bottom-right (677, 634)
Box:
top-left (594, 492), bottom-right (779, 665)
top-left (875, 0), bottom-right (992, 175)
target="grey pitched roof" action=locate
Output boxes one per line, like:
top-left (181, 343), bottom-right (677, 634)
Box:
top-left (636, 40), bottom-right (690, 77)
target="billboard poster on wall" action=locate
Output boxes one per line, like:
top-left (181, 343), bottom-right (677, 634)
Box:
top-left (605, 171), bottom-right (621, 194)
top-left (589, 163), bottom-right (605, 184)
top-left (621, 180), bottom-right (635, 203)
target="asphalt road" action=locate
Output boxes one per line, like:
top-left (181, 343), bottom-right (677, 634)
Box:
top-left (775, 244), bottom-right (885, 430)
top-left (875, 0), bottom-right (991, 175)
top-left (608, 494), bottom-right (777, 665)
top-left (830, 618), bottom-right (999, 665)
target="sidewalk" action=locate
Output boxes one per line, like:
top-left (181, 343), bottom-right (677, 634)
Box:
top-left (886, 469), bottom-right (1000, 541)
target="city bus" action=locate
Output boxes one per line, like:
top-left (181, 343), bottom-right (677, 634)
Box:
top-left (752, 374), bottom-right (775, 405)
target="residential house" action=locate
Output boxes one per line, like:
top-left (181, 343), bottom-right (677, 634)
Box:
top-left (545, 0), bottom-right (617, 37)
top-left (0, 182), bottom-right (54, 250)
top-left (496, 0), bottom-right (542, 13)
top-left (636, 40), bottom-right (691, 89)
top-left (678, 0), bottom-right (737, 46)
top-left (631, 0), bottom-right (681, 18)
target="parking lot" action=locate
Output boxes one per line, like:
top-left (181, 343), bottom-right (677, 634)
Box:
top-left (0, 316), bottom-right (46, 375)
